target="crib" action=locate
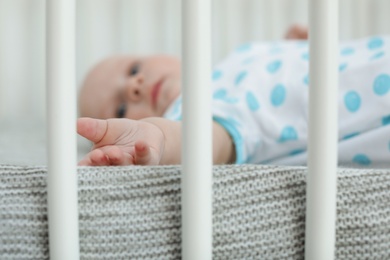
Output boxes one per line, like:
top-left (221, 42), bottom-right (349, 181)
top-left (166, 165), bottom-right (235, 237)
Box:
top-left (1, 0), bottom-right (390, 259)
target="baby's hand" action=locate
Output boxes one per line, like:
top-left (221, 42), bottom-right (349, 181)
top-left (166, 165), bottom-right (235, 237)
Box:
top-left (77, 117), bottom-right (165, 166)
top-left (285, 24), bottom-right (308, 40)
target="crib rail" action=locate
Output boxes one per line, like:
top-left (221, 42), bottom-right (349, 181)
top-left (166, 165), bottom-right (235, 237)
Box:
top-left (306, 0), bottom-right (338, 258)
top-left (46, 0), bottom-right (79, 259)
top-left (181, 0), bottom-right (212, 258)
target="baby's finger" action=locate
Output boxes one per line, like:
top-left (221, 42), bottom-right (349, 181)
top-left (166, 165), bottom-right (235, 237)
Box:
top-left (104, 146), bottom-right (134, 165)
top-left (77, 117), bottom-right (108, 144)
top-left (134, 141), bottom-right (153, 165)
top-left (78, 157), bottom-right (92, 166)
top-left (90, 149), bottom-right (111, 166)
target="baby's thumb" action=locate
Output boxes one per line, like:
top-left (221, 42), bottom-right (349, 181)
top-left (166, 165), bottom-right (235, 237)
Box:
top-left (77, 117), bottom-right (108, 144)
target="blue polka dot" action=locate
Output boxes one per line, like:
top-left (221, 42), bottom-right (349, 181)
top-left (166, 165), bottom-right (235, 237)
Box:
top-left (289, 149), bottom-right (305, 156)
top-left (235, 71), bottom-right (248, 86)
top-left (339, 63), bottom-right (348, 72)
top-left (352, 154), bottom-right (371, 166)
top-left (341, 47), bottom-right (355, 56)
top-left (213, 89), bottom-right (238, 104)
top-left (267, 60), bottom-right (282, 74)
top-left (370, 51), bottom-right (385, 60)
top-left (373, 74), bottom-right (390, 96)
top-left (302, 52), bottom-right (310, 60)
top-left (368, 37), bottom-right (384, 50)
top-left (236, 43), bottom-right (252, 52)
top-left (246, 91), bottom-right (260, 111)
top-left (212, 70), bottom-right (223, 81)
top-left (344, 91), bottom-right (361, 112)
top-left (213, 89), bottom-right (227, 99)
top-left (279, 126), bottom-right (298, 143)
top-left (271, 84), bottom-right (286, 107)
top-left (382, 115), bottom-right (390, 126)
top-left (342, 132), bottom-right (360, 140)
top-left (303, 75), bottom-right (309, 85)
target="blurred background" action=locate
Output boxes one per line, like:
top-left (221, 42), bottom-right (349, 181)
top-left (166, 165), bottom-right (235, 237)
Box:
top-left (1, 0), bottom-right (390, 122)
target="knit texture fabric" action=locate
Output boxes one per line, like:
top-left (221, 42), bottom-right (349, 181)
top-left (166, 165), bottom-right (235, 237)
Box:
top-left (1, 164), bottom-right (390, 259)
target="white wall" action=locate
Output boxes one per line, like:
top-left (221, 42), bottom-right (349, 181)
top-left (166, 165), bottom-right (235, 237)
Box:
top-left (1, 0), bottom-right (390, 120)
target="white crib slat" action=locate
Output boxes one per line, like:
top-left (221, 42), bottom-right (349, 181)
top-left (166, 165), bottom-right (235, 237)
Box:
top-left (354, 0), bottom-right (369, 37)
top-left (226, 0), bottom-right (243, 50)
top-left (306, 0), bottom-right (338, 259)
top-left (373, 0), bottom-right (390, 35)
top-left (162, 0), bottom-right (181, 56)
top-left (249, 0), bottom-right (265, 41)
top-left (263, 0), bottom-right (284, 40)
top-left (182, 0), bottom-right (212, 259)
top-left (30, 0), bottom-right (46, 120)
top-left (46, 0), bottom-right (80, 259)
top-left (131, 0), bottom-right (157, 54)
top-left (340, 0), bottom-right (352, 40)
top-left (213, 0), bottom-right (227, 63)
top-left (0, 0), bottom-right (30, 120)
top-left (77, 0), bottom-right (121, 86)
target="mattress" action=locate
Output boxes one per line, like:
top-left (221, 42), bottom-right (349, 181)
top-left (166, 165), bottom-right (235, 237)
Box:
top-left (0, 118), bottom-right (91, 166)
top-left (1, 164), bottom-right (390, 259)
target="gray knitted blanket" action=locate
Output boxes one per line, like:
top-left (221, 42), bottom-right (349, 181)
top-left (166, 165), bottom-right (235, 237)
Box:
top-left (1, 164), bottom-right (390, 259)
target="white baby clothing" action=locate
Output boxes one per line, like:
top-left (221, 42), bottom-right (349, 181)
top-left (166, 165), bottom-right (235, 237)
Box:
top-left (164, 36), bottom-right (390, 167)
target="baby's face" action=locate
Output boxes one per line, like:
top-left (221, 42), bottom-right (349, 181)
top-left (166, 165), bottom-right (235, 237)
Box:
top-left (79, 55), bottom-right (181, 120)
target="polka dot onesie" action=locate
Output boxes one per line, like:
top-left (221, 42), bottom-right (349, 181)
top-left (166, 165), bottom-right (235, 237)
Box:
top-left (164, 36), bottom-right (390, 167)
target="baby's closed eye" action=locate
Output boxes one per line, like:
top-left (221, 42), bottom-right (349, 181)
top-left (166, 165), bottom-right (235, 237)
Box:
top-left (116, 103), bottom-right (127, 118)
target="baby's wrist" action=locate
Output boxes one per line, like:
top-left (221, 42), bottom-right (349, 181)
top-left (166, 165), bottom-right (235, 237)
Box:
top-left (140, 117), bottom-right (181, 165)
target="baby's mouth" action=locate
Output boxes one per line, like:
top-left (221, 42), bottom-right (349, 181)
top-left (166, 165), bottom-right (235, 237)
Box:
top-left (151, 79), bottom-right (163, 109)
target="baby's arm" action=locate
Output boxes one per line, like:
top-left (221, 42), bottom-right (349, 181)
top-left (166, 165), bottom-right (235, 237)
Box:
top-left (78, 117), bottom-right (235, 166)
top-left (142, 117), bottom-right (235, 165)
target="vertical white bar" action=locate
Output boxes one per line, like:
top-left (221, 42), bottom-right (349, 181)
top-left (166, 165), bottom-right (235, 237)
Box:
top-left (306, 0), bottom-right (338, 259)
top-left (291, 0), bottom-right (309, 28)
top-left (264, 0), bottom-right (284, 40)
top-left (162, 0), bottom-right (181, 56)
top-left (131, 0), bottom-right (156, 54)
top-left (250, 0), bottom-right (265, 41)
top-left (0, 0), bottom-right (29, 120)
top-left (77, 0), bottom-right (120, 87)
top-left (30, 0), bottom-right (46, 121)
top-left (372, 0), bottom-right (389, 35)
top-left (226, 0), bottom-right (243, 50)
top-left (46, 0), bottom-right (79, 259)
top-left (182, 0), bottom-right (212, 259)
top-left (213, 0), bottom-right (227, 63)
top-left (340, 0), bottom-right (352, 40)
top-left (354, 0), bottom-right (369, 37)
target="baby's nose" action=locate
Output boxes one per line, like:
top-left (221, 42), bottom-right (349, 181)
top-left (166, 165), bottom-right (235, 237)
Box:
top-left (125, 75), bottom-right (144, 101)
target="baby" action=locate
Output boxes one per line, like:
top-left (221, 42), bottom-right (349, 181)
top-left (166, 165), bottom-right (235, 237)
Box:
top-left (78, 25), bottom-right (390, 167)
